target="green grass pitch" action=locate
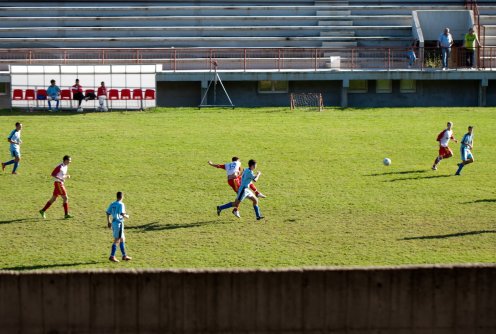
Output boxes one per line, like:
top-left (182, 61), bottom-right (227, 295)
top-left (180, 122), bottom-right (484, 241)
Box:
top-left (0, 107), bottom-right (495, 271)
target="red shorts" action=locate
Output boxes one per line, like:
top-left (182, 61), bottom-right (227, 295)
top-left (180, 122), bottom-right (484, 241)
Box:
top-left (227, 178), bottom-right (241, 193)
top-left (53, 182), bottom-right (67, 197)
top-left (439, 146), bottom-right (453, 158)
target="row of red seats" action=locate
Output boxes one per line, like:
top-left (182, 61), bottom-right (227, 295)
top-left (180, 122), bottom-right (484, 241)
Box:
top-left (12, 88), bottom-right (156, 101)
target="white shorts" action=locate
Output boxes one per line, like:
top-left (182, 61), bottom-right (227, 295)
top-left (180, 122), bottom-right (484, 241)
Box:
top-left (236, 186), bottom-right (255, 202)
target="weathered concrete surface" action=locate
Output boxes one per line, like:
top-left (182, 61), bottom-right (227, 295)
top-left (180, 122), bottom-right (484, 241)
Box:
top-left (0, 265), bottom-right (495, 333)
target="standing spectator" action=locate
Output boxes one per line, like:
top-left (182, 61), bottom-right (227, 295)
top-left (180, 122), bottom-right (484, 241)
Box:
top-left (71, 78), bottom-right (85, 112)
top-left (464, 27), bottom-right (480, 69)
top-left (437, 28), bottom-right (454, 70)
top-left (97, 81), bottom-right (108, 112)
top-left (407, 40), bottom-right (417, 69)
top-left (46, 79), bottom-right (61, 111)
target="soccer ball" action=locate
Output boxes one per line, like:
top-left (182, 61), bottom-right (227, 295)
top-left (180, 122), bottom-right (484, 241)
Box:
top-left (383, 158), bottom-right (391, 166)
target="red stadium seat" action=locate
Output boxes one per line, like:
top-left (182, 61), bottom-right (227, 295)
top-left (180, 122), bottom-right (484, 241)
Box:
top-left (144, 89), bottom-right (155, 100)
top-left (36, 89), bottom-right (47, 100)
top-left (120, 89), bottom-right (131, 100)
top-left (85, 89), bottom-right (94, 95)
top-left (60, 89), bottom-right (71, 100)
top-left (132, 89), bottom-right (143, 100)
top-left (12, 89), bottom-right (23, 100)
top-left (24, 89), bottom-right (35, 100)
top-left (108, 89), bottom-right (119, 100)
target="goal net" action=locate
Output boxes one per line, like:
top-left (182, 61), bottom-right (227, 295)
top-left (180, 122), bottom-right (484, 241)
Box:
top-left (290, 93), bottom-right (324, 111)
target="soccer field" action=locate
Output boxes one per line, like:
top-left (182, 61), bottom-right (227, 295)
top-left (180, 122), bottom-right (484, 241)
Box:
top-left (0, 107), bottom-right (495, 271)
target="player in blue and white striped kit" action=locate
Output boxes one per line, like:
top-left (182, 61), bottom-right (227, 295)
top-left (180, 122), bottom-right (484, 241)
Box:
top-left (2, 122), bottom-right (22, 174)
top-left (217, 159), bottom-right (264, 220)
top-left (106, 191), bottom-right (132, 262)
top-left (455, 126), bottom-right (474, 175)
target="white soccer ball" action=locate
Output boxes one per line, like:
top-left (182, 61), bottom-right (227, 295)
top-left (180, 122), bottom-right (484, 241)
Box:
top-left (383, 158), bottom-right (391, 166)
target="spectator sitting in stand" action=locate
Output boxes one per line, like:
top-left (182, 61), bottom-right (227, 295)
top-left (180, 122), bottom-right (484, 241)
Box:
top-left (71, 78), bottom-right (85, 112)
top-left (97, 81), bottom-right (108, 112)
top-left (46, 79), bottom-right (61, 112)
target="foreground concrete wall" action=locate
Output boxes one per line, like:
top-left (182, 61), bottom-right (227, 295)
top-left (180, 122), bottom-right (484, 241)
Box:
top-left (0, 265), bottom-right (495, 333)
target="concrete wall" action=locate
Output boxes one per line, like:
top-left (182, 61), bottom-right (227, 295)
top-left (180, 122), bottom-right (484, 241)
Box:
top-left (348, 80), bottom-right (480, 107)
top-left (0, 265), bottom-right (495, 333)
top-left (416, 10), bottom-right (473, 42)
top-left (157, 79), bottom-right (483, 108)
top-left (158, 80), bottom-right (342, 107)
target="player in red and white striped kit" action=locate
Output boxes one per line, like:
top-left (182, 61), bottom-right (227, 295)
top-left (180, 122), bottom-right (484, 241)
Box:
top-left (208, 157), bottom-right (266, 198)
top-left (432, 121), bottom-right (458, 170)
top-left (39, 155), bottom-right (73, 219)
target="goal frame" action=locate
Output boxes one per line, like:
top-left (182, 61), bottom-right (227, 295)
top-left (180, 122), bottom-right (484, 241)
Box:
top-left (290, 93), bottom-right (324, 112)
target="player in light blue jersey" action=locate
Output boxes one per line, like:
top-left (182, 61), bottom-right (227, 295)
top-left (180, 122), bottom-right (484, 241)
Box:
top-left (2, 122), bottom-right (22, 174)
top-left (217, 159), bottom-right (264, 220)
top-left (455, 125), bottom-right (474, 175)
top-left (106, 191), bottom-right (132, 262)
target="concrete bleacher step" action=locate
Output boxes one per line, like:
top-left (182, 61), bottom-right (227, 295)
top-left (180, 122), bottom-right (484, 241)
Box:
top-left (319, 26), bottom-right (411, 37)
top-left (478, 6), bottom-right (496, 15)
top-left (0, 6), bottom-right (330, 17)
top-left (0, 16), bottom-right (339, 28)
top-left (320, 30), bottom-right (355, 37)
top-left (319, 15), bottom-right (410, 26)
top-left (0, 36), bottom-right (352, 48)
top-left (316, 10), bottom-right (352, 16)
top-left (322, 41), bottom-right (357, 47)
top-left (318, 21), bottom-right (353, 26)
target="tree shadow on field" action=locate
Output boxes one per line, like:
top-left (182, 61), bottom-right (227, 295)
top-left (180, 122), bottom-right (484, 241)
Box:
top-left (388, 174), bottom-right (452, 182)
top-left (0, 218), bottom-right (38, 225)
top-left (462, 199), bottom-right (496, 204)
top-left (367, 169), bottom-right (428, 177)
top-left (400, 230), bottom-right (496, 241)
top-left (127, 220), bottom-right (225, 232)
top-left (1, 261), bottom-right (100, 271)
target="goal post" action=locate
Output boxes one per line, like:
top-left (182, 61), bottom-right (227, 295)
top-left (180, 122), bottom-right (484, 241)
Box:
top-left (290, 93), bottom-right (324, 112)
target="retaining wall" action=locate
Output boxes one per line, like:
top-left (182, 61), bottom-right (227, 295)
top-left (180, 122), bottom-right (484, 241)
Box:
top-left (0, 265), bottom-right (495, 333)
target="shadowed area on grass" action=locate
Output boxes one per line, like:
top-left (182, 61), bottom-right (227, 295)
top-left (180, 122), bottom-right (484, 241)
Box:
top-left (388, 174), bottom-right (453, 182)
top-left (367, 169), bottom-right (428, 177)
top-left (0, 218), bottom-right (39, 225)
top-left (400, 230), bottom-right (496, 241)
top-left (127, 220), bottom-right (225, 232)
top-left (462, 199), bottom-right (496, 204)
top-left (1, 261), bottom-right (100, 271)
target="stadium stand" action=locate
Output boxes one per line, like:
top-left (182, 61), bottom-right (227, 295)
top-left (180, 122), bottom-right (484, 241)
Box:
top-left (0, 1), bottom-right (469, 49)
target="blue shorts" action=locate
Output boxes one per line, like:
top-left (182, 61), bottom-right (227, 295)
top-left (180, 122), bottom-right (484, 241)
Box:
top-left (112, 220), bottom-right (125, 240)
top-left (10, 147), bottom-right (20, 158)
top-left (461, 148), bottom-right (473, 161)
top-left (236, 186), bottom-right (255, 202)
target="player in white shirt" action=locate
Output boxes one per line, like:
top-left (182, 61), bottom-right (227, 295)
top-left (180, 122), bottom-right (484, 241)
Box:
top-left (432, 121), bottom-right (458, 170)
top-left (208, 156), bottom-right (266, 198)
top-left (39, 155), bottom-right (73, 219)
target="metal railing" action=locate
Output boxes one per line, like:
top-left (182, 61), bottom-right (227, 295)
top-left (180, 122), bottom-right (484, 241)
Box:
top-left (0, 46), bottom-right (495, 71)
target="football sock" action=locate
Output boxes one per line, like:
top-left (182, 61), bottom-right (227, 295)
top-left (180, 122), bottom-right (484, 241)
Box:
top-left (48, 101), bottom-right (52, 109)
top-left (55, 100), bottom-right (59, 109)
top-left (219, 202), bottom-right (233, 211)
top-left (253, 205), bottom-right (261, 218)
top-left (119, 242), bottom-right (126, 257)
top-left (456, 163), bottom-right (464, 174)
top-left (63, 203), bottom-right (69, 215)
top-left (4, 160), bottom-right (14, 166)
top-left (42, 201), bottom-right (52, 211)
top-left (110, 244), bottom-right (117, 257)
top-left (13, 162), bottom-right (19, 173)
